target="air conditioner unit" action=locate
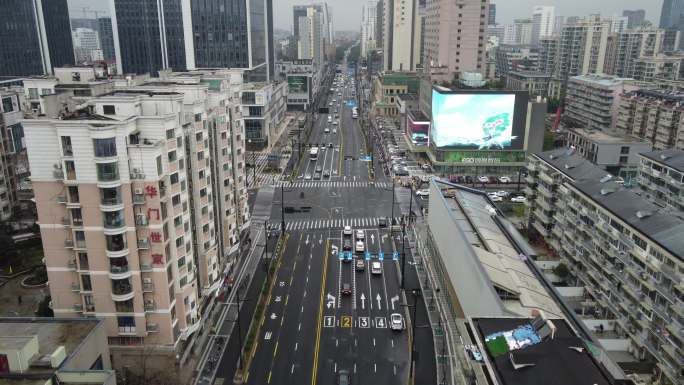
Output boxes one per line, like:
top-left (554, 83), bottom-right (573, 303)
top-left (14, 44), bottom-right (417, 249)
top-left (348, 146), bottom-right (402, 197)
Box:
top-left (134, 188), bottom-right (143, 195)
top-left (143, 278), bottom-right (152, 284)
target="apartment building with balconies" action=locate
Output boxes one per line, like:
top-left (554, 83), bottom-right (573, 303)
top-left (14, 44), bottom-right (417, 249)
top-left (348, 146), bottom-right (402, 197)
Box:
top-left (638, 149), bottom-right (684, 213)
top-left (23, 90), bottom-right (205, 373)
top-left (527, 148), bottom-right (684, 384)
top-left (565, 74), bottom-right (640, 131)
top-left (0, 88), bottom-right (26, 220)
top-left (616, 89), bottom-right (684, 150)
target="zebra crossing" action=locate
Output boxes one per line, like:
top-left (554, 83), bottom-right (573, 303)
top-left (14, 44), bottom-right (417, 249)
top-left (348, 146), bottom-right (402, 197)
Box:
top-left (274, 181), bottom-right (392, 189)
top-left (268, 217), bottom-right (398, 231)
top-left (247, 154), bottom-right (284, 189)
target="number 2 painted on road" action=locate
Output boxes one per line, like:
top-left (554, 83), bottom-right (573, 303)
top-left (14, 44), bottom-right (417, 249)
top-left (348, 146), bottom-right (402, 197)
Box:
top-left (341, 316), bottom-right (352, 328)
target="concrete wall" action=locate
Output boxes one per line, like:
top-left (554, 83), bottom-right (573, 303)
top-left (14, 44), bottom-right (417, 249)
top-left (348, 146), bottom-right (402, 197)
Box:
top-left (526, 100), bottom-right (546, 154)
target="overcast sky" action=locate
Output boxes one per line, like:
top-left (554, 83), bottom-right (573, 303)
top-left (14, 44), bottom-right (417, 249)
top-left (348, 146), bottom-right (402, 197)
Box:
top-left (67, 0), bottom-right (664, 32)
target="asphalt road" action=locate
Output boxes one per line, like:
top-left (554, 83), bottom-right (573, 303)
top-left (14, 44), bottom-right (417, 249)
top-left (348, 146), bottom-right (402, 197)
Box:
top-left (238, 57), bottom-right (414, 385)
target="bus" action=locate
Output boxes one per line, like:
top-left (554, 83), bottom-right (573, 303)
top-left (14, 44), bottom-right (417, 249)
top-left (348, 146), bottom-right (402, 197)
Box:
top-left (309, 147), bottom-right (319, 160)
top-left (352, 107), bottom-right (359, 119)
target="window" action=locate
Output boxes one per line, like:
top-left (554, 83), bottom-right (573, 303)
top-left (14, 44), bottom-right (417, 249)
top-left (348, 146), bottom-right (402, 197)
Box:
top-left (620, 146), bottom-right (630, 154)
top-left (61, 136), bottom-right (73, 156)
top-left (170, 173), bottom-right (179, 184)
top-left (96, 162), bottom-right (119, 181)
top-left (106, 234), bottom-right (126, 252)
top-left (100, 187), bottom-right (121, 205)
top-left (196, 132), bottom-right (203, 141)
top-left (166, 128), bottom-right (175, 139)
top-left (172, 194), bottom-right (181, 206)
top-left (103, 210), bottom-right (124, 228)
top-left (115, 299), bottom-right (134, 312)
top-left (157, 155), bottom-right (163, 176)
top-left (28, 88), bottom-right (38, 99)
top-left (78, 252), bottom-right (89, 269)
top-left (81, 274), bottom-right (92, 291)
top-left (174, 216), bottom-right (182, 227)
top-left (103, 105), bottom-right (116, 115)
top-left (93, 138), bottom-right (117, 157)
top-left (176, 236), bottom-right (184, 248)
top-left (619, 156), bottom-right (629, 164)
top-left (177, 256), bottom-right (186, 269)
top-left (168, 150), bottom-right (177, 162)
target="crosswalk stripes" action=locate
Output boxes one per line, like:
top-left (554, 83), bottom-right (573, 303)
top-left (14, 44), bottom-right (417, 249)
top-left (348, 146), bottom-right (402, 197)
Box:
top-left (267, 217), bottom-right (401, 231)
top-left (274, 181), bottom-right (391, 189)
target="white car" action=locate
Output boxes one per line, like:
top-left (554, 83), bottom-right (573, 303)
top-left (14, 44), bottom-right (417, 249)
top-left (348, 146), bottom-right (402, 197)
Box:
top-left (356, 230), bottom-right (365, 240)
top-left (329, 102), bottom-right (333, 106)
top-left (495, 191), bottom-right (509, 198)
top-left (304, 173), bottom-right (312, 180)
top-left (489, 195), bottom-right (503, 202)
top-left (511, 196), bottom-right (527, 203)
top-left (355, 241), bottom-right (365, 253)
top-left (478, 176), bottom-right (490, 183)
top-left (371, 261), bottom-right (382, 275)
top-left (324, 128), bottom-right (330, 133)
top-left (416, 189), bottom-right (430, 197)
top-left (343, 225), bottom-right (353, 236)
top-left (390, 313), bottom-right (404, 331)
top-left (421, 164), bottom-right (432, 171)
top-left (332, 129), bottom-right (337, 134)
top-left (498, 176), bottom-right (512, 183)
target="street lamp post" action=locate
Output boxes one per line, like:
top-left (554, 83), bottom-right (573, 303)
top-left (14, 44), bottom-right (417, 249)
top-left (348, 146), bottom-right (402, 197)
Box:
top-left (401, 289), bottom-right (421, 385)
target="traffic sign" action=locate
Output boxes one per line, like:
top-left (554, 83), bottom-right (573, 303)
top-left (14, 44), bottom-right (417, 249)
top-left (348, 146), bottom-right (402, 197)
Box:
top-left (392, 251), bottom-right (399, 261)
top-left (365, 251), bottom-right (371, 260)
top-left (378, 252), bottom-right (384, 260)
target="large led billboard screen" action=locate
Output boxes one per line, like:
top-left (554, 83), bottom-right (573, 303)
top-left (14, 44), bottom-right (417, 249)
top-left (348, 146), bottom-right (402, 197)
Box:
top-left (288, 75), bottom-right (309, 94)
top-left (431, 89), bottom-right (528, 150)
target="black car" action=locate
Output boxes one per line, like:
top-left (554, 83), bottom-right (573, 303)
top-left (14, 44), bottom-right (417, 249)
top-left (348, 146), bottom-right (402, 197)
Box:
top-left (323, 170), bottom-right (331, 178)
top-left (342, 239), bottom-right (352, 251)
top-left (342, 283), bottom-right (352, 295)
top-left (378, 217), bottom-right (387, 227)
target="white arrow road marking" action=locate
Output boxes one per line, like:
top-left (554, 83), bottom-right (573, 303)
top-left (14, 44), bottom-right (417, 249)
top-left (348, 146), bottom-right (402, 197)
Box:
top-left (264, 331), bottom-right (272, 340)
top-left (376, 293), bottom-right (382, 310)
top-left (360, 293), bottom-right (366, 309)
top-left (271, 313), bottom-right (277, 320)
top-left (326, 293), bottom-right (336, 309)
top-left (319, 234), bottom-right (323, 244)
top-left (305, 234), bottom-right (310, 245)
top-left (370, 234), bottom-right (375, 244)
top-left (391, 295), bottom-right (399, 310)
top-left (275, 296), bottom-right (281, 302)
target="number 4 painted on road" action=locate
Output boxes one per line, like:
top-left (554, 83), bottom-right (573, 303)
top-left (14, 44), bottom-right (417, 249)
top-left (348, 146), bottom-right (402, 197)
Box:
top-left (375, 317), bottom-right (387, 329)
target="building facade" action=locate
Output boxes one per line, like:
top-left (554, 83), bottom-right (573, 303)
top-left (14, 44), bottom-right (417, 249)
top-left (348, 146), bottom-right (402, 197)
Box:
top-left (23, 72), bottom-right (249, 371)
top-left (0, 0), bottom-right (74, 76)
top-left (565, 74), bottom-right (639, 131)
top-left (111, 0), bottom-right (274, 80)
top-left (423, 0), bottom-right (488, 81)
top-left (660, 0), bottom-right (684, 49)
top-left (531, 6), bottom-right (555, 46)
top-left (506, 71), bottom-right (550, 97)
top-left (72, 28), bottom-right (102, 64)
top-left (555, 16), bottom-right (610, 84)
top-left (638, 150), bottom-right (684, 213)
top-left (526, 149), bottom-right (684, 385)
top-left (0, 88), bottom-right (26, 220)
top-left (98, 17), bottom-right (116, 63)
top-left (611, 29), bottom-right (681, 79)
top-left (623, 9), bottom-right (646, 28)
top-left (383, 0), bottom-right (422, 72)
top-left (361, 1), bottom-right (378, 58)
top-left (616, 89), bottom-right (684, 150)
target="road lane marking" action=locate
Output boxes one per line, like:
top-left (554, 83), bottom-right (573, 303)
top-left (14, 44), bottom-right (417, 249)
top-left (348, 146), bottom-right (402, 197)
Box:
top-left (295, 342), bottom-right (298, 351)
top-left (373, 338), bottom-right (376, 346)
top-left (341, 315), bottom-right (352, 328)
top-left (374, 363), bottom-right (377, 373)
top-left (311, 239), bottom-right (330, 385)
top-left (274, 341), bottom-right (279, 357)
top-left (268, 370), bottom-right (272, 383)
top-left (323, 316), bottom-right (335, 327)
top-left (291, 363), bottom-right (295, 374)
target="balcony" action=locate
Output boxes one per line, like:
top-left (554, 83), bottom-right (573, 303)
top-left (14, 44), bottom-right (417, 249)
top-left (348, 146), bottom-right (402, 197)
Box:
top-left (118, 326), bottom-right (136, 335)
top-left (133, 193), bottom-right (146, 205)
top-left (135, 215), bottom-right (148, 226)
top-left (146, 323), bottom-right (159, 333)
top-left (100, 197), bottom-right (123, 211)
top-left (144, 300), bottom-right (156, 311)
top-left (109, 264), bottom-right (131, 279)
top-left (142, 282), bottom-right (154, 292)
top-left (111, 280), bottom-right (134, 301)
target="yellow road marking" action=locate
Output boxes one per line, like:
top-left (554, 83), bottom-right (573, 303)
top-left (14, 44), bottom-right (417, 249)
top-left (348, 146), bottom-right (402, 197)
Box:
top-left (274, 341), bottom-right (279, 358)
top-left (311, 239), bottom-right (330, 385)
top-left (267, 370), bottom-right (272, 384)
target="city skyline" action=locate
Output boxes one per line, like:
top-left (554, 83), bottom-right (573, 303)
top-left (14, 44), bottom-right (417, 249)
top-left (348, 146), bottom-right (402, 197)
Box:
top-left (66, 0), bottom-right (663, 32)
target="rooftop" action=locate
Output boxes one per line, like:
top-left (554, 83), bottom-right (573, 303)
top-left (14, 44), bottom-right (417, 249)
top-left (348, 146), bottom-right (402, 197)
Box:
top-left (407, 107), bottom-right (429, 122)
top-left (533, 148), bottom-right (609, 183)
top-left (508, 71), bottom-right (551, 79)
top-left (431, 180), bottom-right (564, 318)
top-left (570, 74), bottom-right (633, 87)
top-left (640, 149), bottom-right (684, 173)
top-left (568, 127), bottom-right (649, 145)
top-left (472, 317), bottom-right (614, 385)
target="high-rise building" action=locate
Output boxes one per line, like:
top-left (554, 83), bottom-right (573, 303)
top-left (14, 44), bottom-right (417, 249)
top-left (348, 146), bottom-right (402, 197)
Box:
top-left (610, 29), bottom-right (681, 79)
top-left (72, 28), bottom-right (102, 64)
top-left (555, 16), bottom-right (610, 84)
top-left (616, 89), bottom-right (684, 150)
top-left (361, 1), bottom-right (378, 58)
top-left (531, 5), bottom-right (555, 46)
top-left (488, 3), bottom-right (496, 25)
top-left (0, 0), bottom-right (74, 76)
top-left (97, 17), bottom-right (116, 63)
top-left (537, 37), bottom-right (558, 75)
top-left (607, 15), bottom-right (629, 33)
top-left (383, 0), bottom-right (422, 72)
top-left (660, 0), bottom-right (684, 49)
top-left (423, 0), bottom-right (488, 80)
top-left (293, 4), bottom-right (332, 66)
top-left (565, 74), bottom-right (639, 131)
top-left (514, 19), bottom-right (534, 45)
top-left (623, 9), bottom-right (646, 28)
top-left (23, 70), bottom-right (250, 374)
top-left (110, 0), bottom-right (274, 80)
top-left (376, 0), bottom-right (384, 48)
top-left (0, 88), bottom-right (25, 221)
top-left (638, 150), bottom-right (684, 213)
top-left (525, 149), bottom-right (684, 385)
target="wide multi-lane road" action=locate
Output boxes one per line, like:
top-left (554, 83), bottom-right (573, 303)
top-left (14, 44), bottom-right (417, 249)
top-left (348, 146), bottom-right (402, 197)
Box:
top-left (242, 60), bottom-right (411, 385)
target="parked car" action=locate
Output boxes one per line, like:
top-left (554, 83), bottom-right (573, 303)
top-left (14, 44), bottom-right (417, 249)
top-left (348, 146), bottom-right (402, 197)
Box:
top-left (421, 164), bottom-right (432, 171)
top-left (337, 370), bottom-right (351, 385)
top-left (356, 230), bottom-right (364, 240)
top-left (343, 226), bottom-right (353, 236)
top-left (390, 313), bottom-right (404, 331)
top-left (355, 259), bottom-right (365, 271)
top-left (342, 239), bottom-right (352, 251)
top-left (416, 189), bottom-right (430, 197)
top-left (465, 176), bottom-right (473, 184)
top-left (355, 241), bottom-right (365, 253)
top-left (498, 176), bottom-right (512, 183)
top-left (313, 172), bottom-right (321, 180)
top-left (304, 173), bottom-right (312, 180)
top-left (495, 191), bottom-right (509, 198)
top-left (489, 195), bottom-right (503, 202)
top-left (378, 218), bottom-right (387, 227)
top-left (511, 196), bottom-right (527, 203)
top-left (478, 176), bottom-right (489, 183)
top-left (323, 170), bottom-right (331, 178)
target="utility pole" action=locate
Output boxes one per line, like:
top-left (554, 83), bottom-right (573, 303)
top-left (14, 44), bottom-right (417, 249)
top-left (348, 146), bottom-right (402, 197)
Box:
top-left (281, 184), bottom-right (286, 232)
top-left (390, 178), bottom-right (396, 227)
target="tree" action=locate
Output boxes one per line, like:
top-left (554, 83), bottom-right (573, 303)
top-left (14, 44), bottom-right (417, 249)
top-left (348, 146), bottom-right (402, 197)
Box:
top-left (547, 97), bottom-right (561, 113)
top-left (543, 130), bottom-right (557, 151)
top-left (552, 263), bottom-right (570, 281)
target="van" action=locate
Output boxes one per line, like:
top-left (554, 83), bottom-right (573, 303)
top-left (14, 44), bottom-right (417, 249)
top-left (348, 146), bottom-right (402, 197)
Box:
top-left (371, 261), bottom-right (382, 275)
